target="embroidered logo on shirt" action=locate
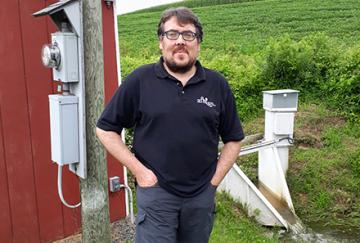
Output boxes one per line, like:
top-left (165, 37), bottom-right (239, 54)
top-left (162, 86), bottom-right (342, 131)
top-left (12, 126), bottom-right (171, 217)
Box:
top-left (197, 96), bottom-right (216, 108)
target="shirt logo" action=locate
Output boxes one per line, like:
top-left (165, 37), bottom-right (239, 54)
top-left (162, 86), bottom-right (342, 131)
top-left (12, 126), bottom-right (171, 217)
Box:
top-left (197, 96), bottom-right (216, 108)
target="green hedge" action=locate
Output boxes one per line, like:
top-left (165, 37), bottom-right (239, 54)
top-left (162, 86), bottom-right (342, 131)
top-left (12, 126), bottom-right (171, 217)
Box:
top-left (120, 33), bottom-right (360, 122)
top-left (259, 34), bottom-right (359, 121)
top-left (205, 34), bottom-right (359, 121)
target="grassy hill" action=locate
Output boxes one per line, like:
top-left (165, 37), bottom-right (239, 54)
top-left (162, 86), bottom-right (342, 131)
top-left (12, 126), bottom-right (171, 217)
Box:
top-left (118, 0), bottom-right (360, 241)
top-left (131, 0), bottom-right (257, 14)
top-left (118, 0), bottom-right (360, 59)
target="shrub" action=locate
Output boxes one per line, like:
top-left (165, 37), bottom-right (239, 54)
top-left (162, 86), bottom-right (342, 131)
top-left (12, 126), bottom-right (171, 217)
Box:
top-left (261, 34), bottom-right (340, 94)
top-left (120, 33), bottom-right (359, 121)
top-left (349, 149), bottom-right (360, 178)
top-left (203, 54), bottom-right (264, 120)
top-left (327, 44), bottom-right (360, 120)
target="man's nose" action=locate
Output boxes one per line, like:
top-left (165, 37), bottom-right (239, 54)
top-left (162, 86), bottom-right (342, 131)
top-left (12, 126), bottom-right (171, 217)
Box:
top-left (175, 35), bottom-right (186, 45)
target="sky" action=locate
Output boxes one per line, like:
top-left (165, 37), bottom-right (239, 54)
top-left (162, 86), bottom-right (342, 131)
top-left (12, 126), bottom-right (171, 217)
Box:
top-left (116, 0), bottom-right (183, 15)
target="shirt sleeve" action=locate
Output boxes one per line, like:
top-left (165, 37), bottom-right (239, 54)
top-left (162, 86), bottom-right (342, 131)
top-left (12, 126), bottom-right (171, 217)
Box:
top-left (219, 82), bottom-right (245, 143)
top-left (96, 72), bottom-right (140, 134)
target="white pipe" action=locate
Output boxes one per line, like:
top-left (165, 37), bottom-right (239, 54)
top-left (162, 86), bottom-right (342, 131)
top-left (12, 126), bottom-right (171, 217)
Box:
top-left (119, 184), bottom-right (134, 224)
top-left (121, 130), bottom-right (130, 217)
top-left (57, 165), bottom-right (81, 208)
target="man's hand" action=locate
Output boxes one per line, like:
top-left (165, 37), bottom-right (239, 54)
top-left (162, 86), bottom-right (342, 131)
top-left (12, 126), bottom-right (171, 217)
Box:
top-left (135, 167), bottom-right (158, 187)
top-left (96, 128), bottom-right (158, 187)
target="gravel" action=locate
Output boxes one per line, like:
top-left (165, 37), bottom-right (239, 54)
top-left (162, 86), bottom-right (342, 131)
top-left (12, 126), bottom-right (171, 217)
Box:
top-left (54, 218), bottom-right (136, 243)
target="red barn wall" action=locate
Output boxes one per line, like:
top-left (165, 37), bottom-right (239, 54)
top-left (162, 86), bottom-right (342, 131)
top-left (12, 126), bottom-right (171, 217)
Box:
top-left (0, 1), bottom-right (125, 242)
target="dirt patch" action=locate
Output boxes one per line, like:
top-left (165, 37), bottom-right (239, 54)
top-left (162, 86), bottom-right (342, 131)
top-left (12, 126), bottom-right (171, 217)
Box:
top-left (332, 189), bottom-right (355, 216)
top-left (294, 104), bottom-right (345, 148)
top-left (289, 158), bottom-right (307, 174)
top-left (243, 115), bottom-right (265, 135)
top-left (294, 131), bottom-right (323, 148)
top-left (298, 193), bottom-right (308, 205)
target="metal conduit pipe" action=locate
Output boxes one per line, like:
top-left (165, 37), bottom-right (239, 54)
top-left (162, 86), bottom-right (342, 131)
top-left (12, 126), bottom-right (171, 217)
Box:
top-left (219, 136), bottom-right (293, 156)
top-left (119, 184), bottom-right (134, 224)
top-left (240, 139), bottom-right (277, 152)
top-left (241, 136), bottom-right (293, 153)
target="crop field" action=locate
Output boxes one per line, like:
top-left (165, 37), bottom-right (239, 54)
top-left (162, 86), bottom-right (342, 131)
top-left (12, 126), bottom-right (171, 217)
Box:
top-left (118, 0), bottom-right (360, 62)
top-left (133, 0), bottom-right (257, 14)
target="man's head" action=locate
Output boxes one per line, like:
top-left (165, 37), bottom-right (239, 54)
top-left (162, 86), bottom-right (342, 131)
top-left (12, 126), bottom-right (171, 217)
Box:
top-left (157, 7), bottom-right (203, 43)
top-left (157, 7), bottom-right (203, 74)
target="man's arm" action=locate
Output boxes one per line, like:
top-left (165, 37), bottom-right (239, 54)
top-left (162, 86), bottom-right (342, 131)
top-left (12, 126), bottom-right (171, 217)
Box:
top-left (96, 127), bottom-right (157, 187)
top-left (210, 141), bottom-right (241, 186)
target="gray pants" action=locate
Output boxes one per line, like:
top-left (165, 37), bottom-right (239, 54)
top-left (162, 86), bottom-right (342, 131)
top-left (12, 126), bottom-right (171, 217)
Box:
top-left (135, 183), bottom-right (217, 243)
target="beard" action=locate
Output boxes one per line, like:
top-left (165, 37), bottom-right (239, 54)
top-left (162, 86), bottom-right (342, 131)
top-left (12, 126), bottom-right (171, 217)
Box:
top-left (163, 47), bottom-right (196, 74)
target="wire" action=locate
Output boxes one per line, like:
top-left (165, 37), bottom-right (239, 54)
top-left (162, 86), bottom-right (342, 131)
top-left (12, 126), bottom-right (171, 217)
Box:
top-left (57, 165), bottom-right (81, 208)
top-left (277, 136), bottom-right (295, 144)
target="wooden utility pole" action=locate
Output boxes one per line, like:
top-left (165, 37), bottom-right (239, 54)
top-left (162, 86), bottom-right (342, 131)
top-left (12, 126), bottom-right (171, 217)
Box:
top-left (80, 0), bottom-right (111, 242)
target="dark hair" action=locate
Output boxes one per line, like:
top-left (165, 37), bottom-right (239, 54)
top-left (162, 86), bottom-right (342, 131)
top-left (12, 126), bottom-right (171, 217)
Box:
top-left (157, 7), bottom-right (203, 43)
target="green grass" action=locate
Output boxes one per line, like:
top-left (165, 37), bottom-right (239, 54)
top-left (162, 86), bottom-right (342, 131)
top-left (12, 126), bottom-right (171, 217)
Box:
top-left (287, 104), bottom-right (360, 227)
top-left (210, 193), bottom-right (279, 242)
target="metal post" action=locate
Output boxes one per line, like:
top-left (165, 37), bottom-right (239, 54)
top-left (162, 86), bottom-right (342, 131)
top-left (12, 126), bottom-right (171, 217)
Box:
top-left (80, 0), bottom-right (111, 242)
top-left (259, 90), bottom-right (299, 199)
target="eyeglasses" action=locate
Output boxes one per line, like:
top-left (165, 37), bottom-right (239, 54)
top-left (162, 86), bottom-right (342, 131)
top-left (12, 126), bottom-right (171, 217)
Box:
top-left (162, 30), bottom-right (197, 41)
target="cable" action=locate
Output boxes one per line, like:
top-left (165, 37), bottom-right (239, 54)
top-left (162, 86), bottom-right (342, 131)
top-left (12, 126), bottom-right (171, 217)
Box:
top-left (278, 136), bottom-right (295, 144)
top-left (57, 165), bottom-right (81, 208)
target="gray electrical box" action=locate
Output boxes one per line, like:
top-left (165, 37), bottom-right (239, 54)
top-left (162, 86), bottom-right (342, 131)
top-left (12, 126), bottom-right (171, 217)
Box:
top-left (263, 89), bottom-right (299, 112)
top-left (109, 176), bottom-right (121, 192)
top-left (49, 95), bottom-right (79, 165)
top-left (52, 32), bottom-right (79, 82)
top-left (34, 0), bottom-right (87, 178)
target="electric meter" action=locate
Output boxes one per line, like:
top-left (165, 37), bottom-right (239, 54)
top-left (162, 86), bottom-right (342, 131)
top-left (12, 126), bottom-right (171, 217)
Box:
top-left (41, 43), bottom-right (61, 69)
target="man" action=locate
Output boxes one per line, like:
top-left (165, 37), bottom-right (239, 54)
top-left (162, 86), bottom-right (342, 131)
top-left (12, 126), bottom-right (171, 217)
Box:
top-left (96, 7), bottom-right (244, 243)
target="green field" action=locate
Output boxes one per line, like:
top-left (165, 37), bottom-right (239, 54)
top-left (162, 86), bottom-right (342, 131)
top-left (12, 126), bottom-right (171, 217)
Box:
top-left (133, 0), bottom-right (257, 14)
top-left (118, 0), bottom-right (360, 241)
top-left (118, 0), bottom-right (360, 61)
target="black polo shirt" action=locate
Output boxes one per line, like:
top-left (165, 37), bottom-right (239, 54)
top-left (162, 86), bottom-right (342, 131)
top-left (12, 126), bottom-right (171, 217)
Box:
top-left (97, 57), bottom-right (244, 197)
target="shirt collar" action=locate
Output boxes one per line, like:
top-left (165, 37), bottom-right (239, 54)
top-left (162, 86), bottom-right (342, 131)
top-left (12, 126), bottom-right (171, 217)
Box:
top-left (154, 56), bottom-right (206, 84)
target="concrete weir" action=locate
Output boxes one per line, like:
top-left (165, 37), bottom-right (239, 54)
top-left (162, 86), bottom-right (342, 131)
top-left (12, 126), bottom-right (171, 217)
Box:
top-left (218, 90), bottom-right (301, 230)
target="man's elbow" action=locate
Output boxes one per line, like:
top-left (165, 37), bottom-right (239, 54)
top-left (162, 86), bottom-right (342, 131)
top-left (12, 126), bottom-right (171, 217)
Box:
top-left (96, 127), bottom-right (108, 143)
top-left (225, 140), bottom-right (242, 152)
top-left (96, 127), bottom-right (121, 142)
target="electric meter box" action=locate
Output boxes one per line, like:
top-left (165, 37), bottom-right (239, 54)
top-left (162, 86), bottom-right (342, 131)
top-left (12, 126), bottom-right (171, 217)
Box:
top-left (51, 32), bottom-right (79, 83)
top-left (49, 94), bottom-right (79, 165)
top-left (263, 89), bottom-right (299, 112)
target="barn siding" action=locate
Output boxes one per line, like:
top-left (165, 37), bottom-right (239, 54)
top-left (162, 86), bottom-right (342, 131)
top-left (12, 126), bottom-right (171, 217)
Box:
top-left (1, 0), bottom-right (41, 242)
top-left (102, 3), bottom-right (127, 221)
top-left (19, 0), bottom-right (66, 241)
top-left (0, 1), bottom-right (125, 242)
